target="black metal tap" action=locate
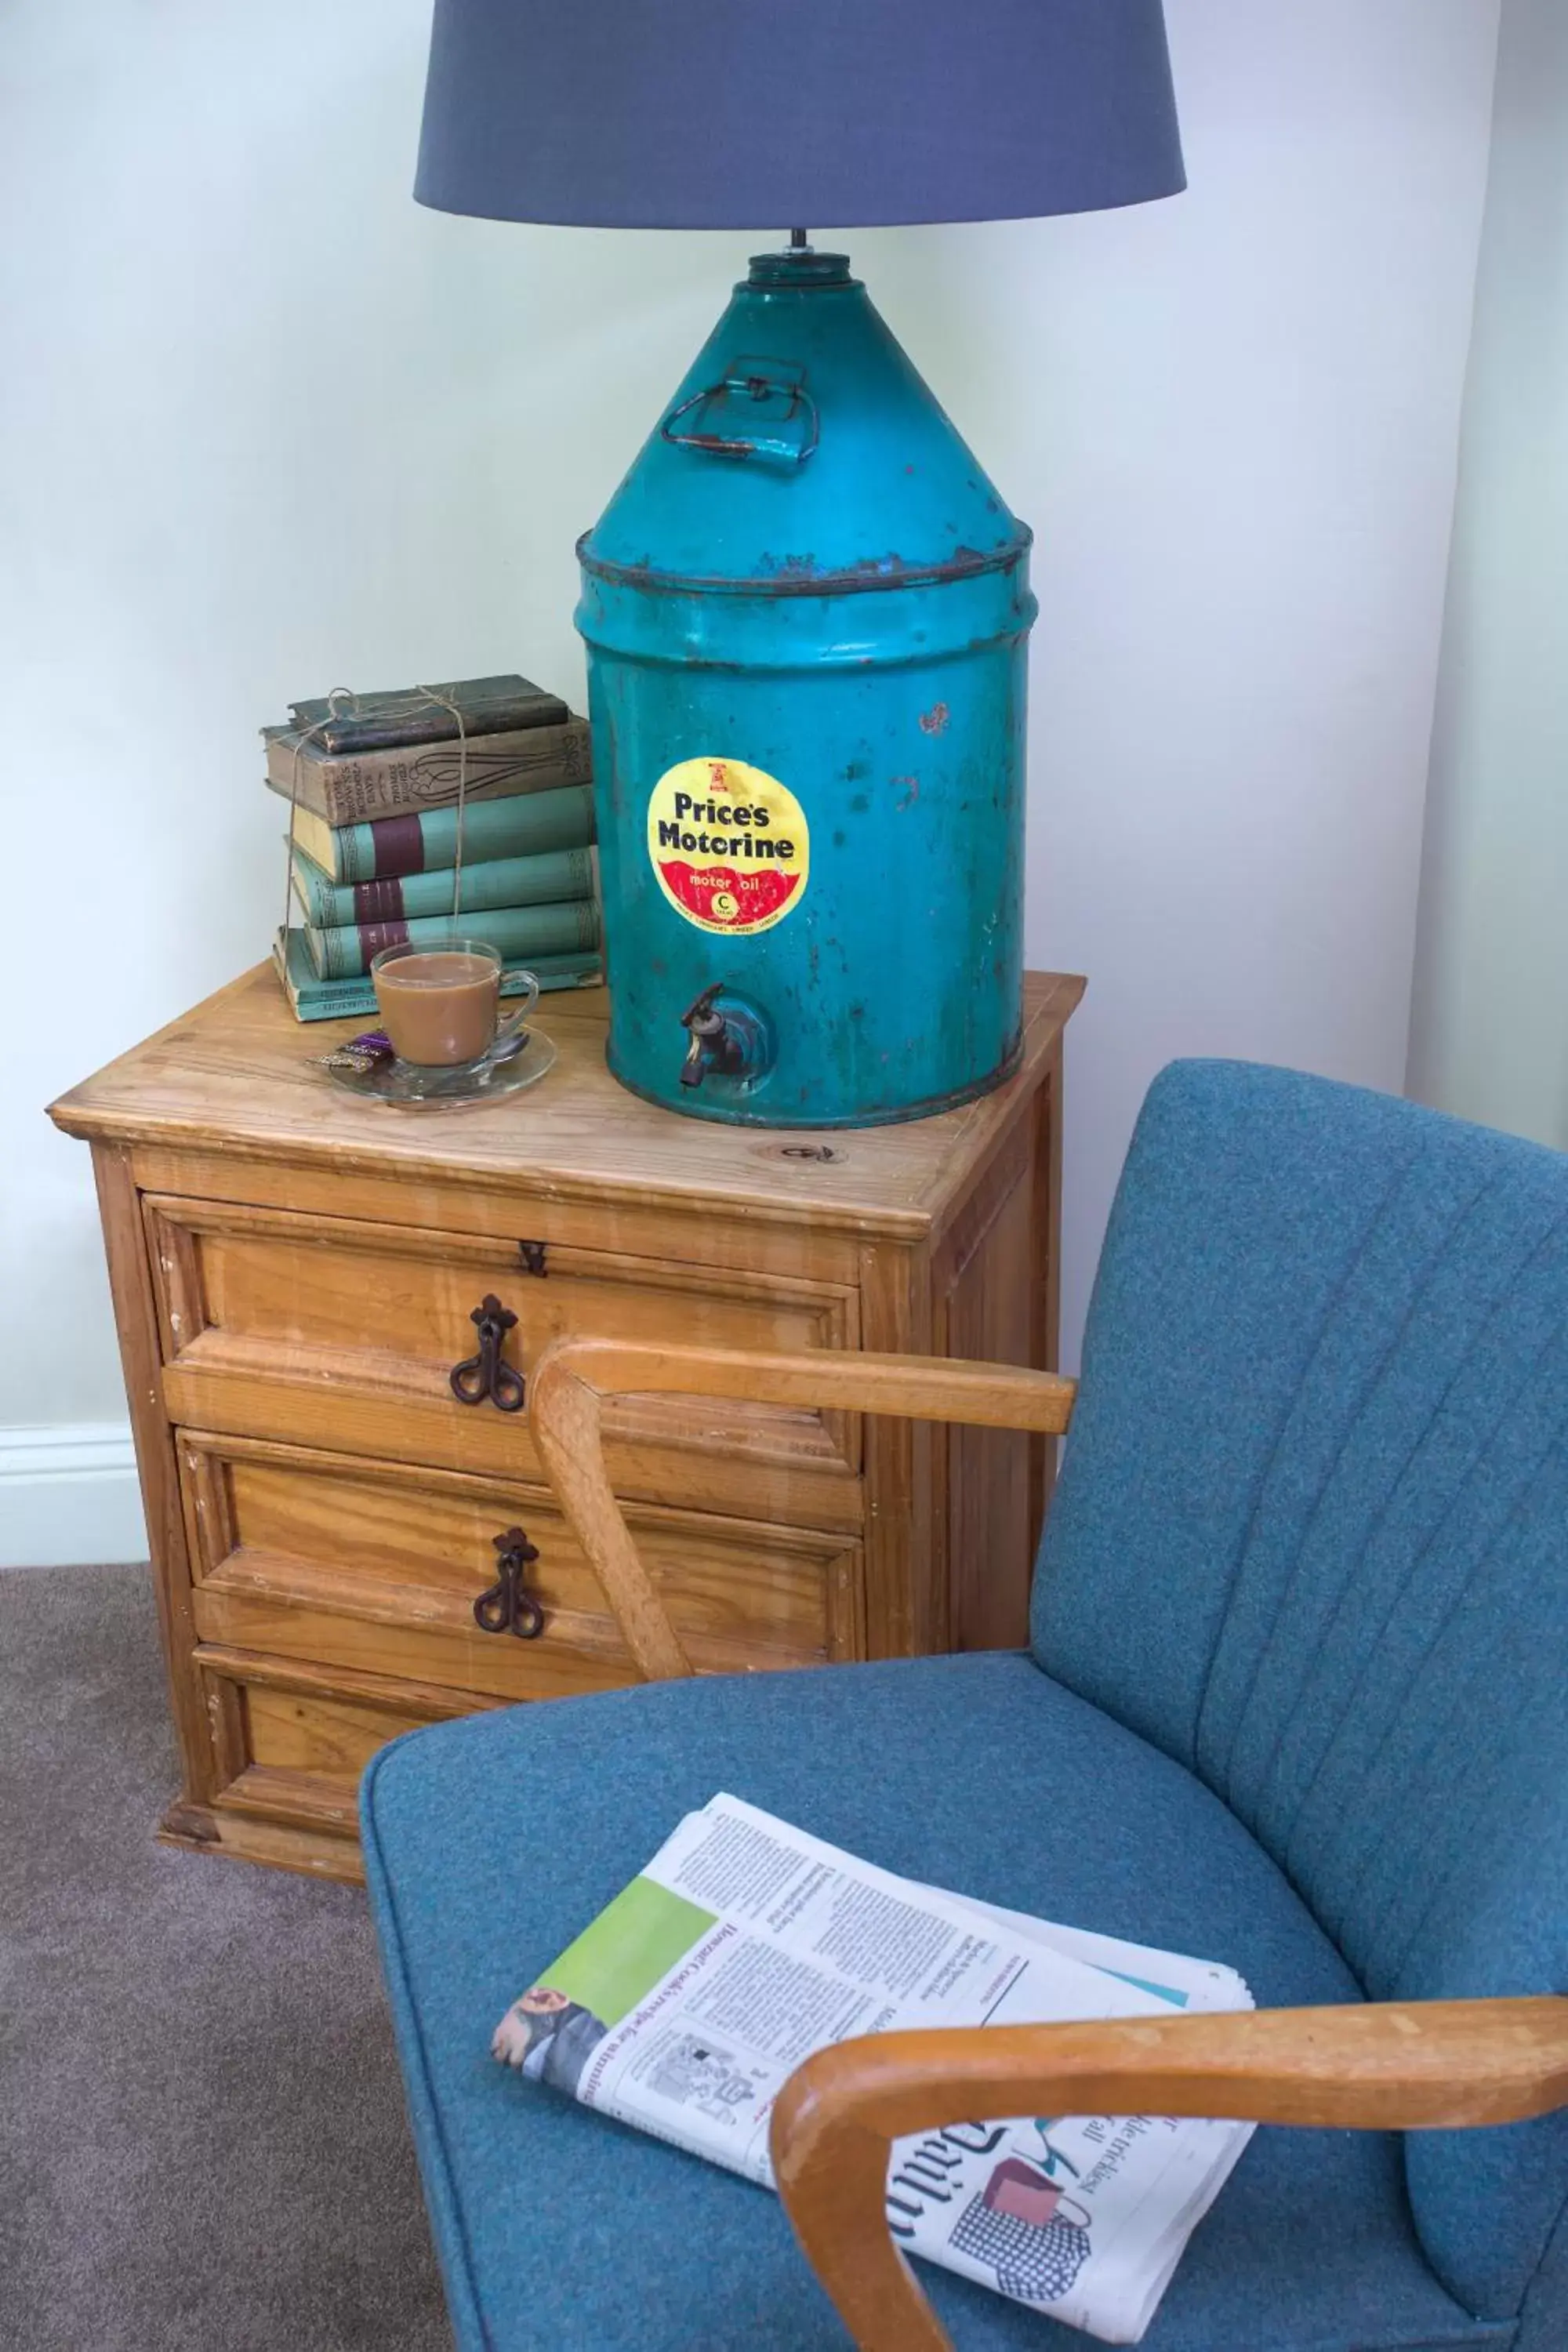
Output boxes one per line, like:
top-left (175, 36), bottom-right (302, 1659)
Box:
top-left (680, 982), bottom-right (748, 1087)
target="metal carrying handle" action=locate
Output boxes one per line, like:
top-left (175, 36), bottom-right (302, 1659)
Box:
top-left (449, 1294), bottom-right (525, 1412)
top-left (662, 376), bottom-right (819, 465)
top-left (474, 1526), bottom-right (544, 1639)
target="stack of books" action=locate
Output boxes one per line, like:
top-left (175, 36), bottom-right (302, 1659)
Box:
top-left (267, 673), bottom-right (603, 1020)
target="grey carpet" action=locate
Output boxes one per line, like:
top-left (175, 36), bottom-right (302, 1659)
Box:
top-left (0, 1563), bottom-right (450, 2352)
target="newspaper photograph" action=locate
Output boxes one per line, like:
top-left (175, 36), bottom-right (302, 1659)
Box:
top-left (492, 1794), bottom-right (1253, 2345)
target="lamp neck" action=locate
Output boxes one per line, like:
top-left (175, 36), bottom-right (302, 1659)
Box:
top-left (749, 249), bottom-right (851, 289)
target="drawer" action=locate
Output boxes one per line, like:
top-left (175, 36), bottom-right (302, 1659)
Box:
top-left (177, 1429), bottom-right (864, 1709)
top-left (146, 1195), bottom-right (862, 1530)
top-left (194, 1647), bottom-right (495, 1846)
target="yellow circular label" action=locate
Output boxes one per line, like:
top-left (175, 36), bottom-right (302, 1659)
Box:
top-left (647, 757), bottom-right (809, 935)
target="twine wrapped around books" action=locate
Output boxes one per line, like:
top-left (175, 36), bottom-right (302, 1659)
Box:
top-left (280, 683), bottom-right (473, 938)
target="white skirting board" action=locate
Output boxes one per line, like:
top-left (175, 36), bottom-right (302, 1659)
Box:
top-left (0, 1424), bottom-right (148, 1568)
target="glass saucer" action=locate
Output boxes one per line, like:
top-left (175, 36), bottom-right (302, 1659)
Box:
top-left (316, 1025), bottom-right (557, 1109)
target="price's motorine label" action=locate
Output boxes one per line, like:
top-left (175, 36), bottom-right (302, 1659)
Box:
top-left (647, 757), bottom-right (810, 935)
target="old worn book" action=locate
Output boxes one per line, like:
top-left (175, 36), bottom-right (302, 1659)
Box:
top-left (272, 927), bottom-right (602, 1022)
top-left (302, 895), bottom-right (602, 982)
top-left (263, 716), bottom-right (592, 826)
top-left (289, 674), bottom-right (568, 754)
top-left (290, 843), bottom-right (598, 931)
top-left (289, 779), bottom-right (595, 884)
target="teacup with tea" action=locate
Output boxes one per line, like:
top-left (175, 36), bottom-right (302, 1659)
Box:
top-left (370, 938), bottom-right (539, 1069)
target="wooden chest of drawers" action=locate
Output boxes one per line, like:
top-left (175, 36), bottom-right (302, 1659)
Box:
top-left (50, 964), bottom-right (1082, 1882)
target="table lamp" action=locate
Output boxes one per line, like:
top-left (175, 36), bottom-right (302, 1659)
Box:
top-left (416, 0), bottom-right (1184, 1126)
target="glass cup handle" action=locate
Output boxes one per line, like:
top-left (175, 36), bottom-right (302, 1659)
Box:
top-left (492, 971), bottom-right (541, 1052)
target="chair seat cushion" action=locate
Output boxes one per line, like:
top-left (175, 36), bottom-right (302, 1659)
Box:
top-left (362, 1653), bottom-right (1507, 2351)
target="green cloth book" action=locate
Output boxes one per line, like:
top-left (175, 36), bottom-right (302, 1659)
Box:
top-left (290, 843), bottom-right (598, 930)
top-left (272, 928), bottom-right (602, 1023)
top-left (289, 780), bottom-right (595, 884)
top-left (303, 896), bottom-right (602, 982)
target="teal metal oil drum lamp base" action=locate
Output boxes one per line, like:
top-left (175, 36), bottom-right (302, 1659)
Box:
top-left (413, 0), bottom-right (1185, 1124)
top-left (576, 246), bottom-right (1034, 1126)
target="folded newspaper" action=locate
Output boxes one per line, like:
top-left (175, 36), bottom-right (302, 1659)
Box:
top-left (492, 1795), bottom-right (1254, 2345)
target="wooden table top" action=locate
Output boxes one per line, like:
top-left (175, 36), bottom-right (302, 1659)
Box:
top-left (50, 964), bottom-right (1084, 1236)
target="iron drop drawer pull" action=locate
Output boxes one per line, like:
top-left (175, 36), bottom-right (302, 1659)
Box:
top-left (449, 1294), bottom-right (524, 1412)
top-left (474, 1526), bottom-right (544, 1639)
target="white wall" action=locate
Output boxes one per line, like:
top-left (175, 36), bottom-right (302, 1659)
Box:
top-left (1, 2), bottom-right (1498, 1559)
top-left (1408, 0), bottom-right (1568, 1149)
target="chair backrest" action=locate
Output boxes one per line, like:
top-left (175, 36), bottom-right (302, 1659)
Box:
top-left (1032, 1061), bottom-right (1568, 2329)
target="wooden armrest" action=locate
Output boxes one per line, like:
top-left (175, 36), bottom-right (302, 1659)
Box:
top-left (769, 1998), bottom-right (1568, 2352)
top-left (528, 1339), bottom-right (1077, 1681)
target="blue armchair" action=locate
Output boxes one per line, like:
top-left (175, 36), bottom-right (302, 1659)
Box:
top-left (361, 1062), bottom-right (1568, 2349)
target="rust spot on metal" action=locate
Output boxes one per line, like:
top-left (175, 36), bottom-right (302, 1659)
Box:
top-left (918, 702), bottom-right (950, 736)
top-left (892, 775), bottom-right (920, 810)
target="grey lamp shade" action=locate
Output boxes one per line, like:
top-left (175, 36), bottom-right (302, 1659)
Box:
top-left (416, 0), bottom-right (1185, 230)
